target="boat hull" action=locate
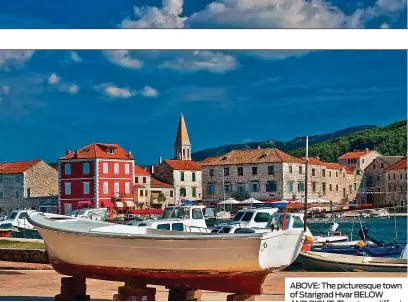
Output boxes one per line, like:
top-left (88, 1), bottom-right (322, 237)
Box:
top-left (31, 214), bottom-right (304, 294)
top-left (299, 251), bottom-right (408, 273)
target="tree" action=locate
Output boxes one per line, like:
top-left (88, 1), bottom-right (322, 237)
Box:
top-left (157, 193), bottom-right (166, 203)
top-left (231, 191), bottom-right (250, 201)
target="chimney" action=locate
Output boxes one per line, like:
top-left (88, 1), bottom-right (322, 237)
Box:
top-left (365, 148), bottom-right (369, 154)
top-left (257, 146), bottom-right (261, 150)
top-left (129, 150), bottom-right (132, 155)
top-left (74, 150), bottom-right (78, 158)
top-left (65, 149), bottom-right (71, 155)
top-left (316, 156), bottom-right (320, 161)
top-left (159, 156), bottom-right (163, 164)
top-left (151, 165), bottom-right (155, 174)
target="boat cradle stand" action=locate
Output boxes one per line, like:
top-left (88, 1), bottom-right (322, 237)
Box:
top-left (54, 277), bottom-right (257, 301)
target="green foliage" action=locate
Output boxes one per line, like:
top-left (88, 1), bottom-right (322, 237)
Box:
top-left (288, 120), bottom-right (407, 162)
top-left (231, 191), bottom-right (250, 201)
top-left (157, 193), bottom-right (166, 203)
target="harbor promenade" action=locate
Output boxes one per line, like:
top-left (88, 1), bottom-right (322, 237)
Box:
top-left (0, 261), bottom-right (406, 301)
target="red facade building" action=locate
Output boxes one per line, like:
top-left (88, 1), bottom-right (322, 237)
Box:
top-left (58, 143), bottom-right (134, 215)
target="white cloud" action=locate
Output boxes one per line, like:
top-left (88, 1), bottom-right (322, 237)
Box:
top-left (47, 73), bottom-right (61, 85)
top-left (140, 86), bottom-right (159, 97)
top-left (60, 84), bottom-right (79, 95)
top-left (120, 0), bottom-right (186, 28)
top-left (159, 50), bottom-right (238, 73)
top-left (103, 50), bottom-right (143, 69)
top-left (0, 50), bottom-right (35, 70)
top-left (69, 51), bottom-right (82, 63)
top-left (94, 82), bottom-right (137, 99)
top-left (380, 22), bottom-right (390, 28)
top-left (0, 85), bottom-right (10, 95)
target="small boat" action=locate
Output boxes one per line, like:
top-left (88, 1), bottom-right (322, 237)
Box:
top-left (28, 212), bottom-right (305, 295)
top-left (312, 242), bottom-right (406, 258)
top-left (69, 207), bottom-right (109, 221)
top-left (0, 209), bottom-right (38, 238)
top-left (369, 209), bottom-right (391, 218)
top-left (312, 222), bottom-right (349, 244)
top-left (299, 251), bottom-right (407, 272)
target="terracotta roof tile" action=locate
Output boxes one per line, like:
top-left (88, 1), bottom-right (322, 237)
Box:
top-left (200, 157), bottom-right (218, 164)
top-left (134, 184), bottom-right (144, 189)
top-left (387, 157), bottom-right (407, 170)
top-left (203, 148), bottom-right (303, 166)
top-left (0, 160), bottom-right (41, 174)
top-left (338, 150), bottom-right (373, 160)
top-left (151, 178), bottom-right (173, 188)
top-left (59, 143), bottom-right (133, 160)
top-left (345, 166), bottom-right (357, 174)
top-left (134, 165), bottom-right (150, 176)
top-left (165, 160), bottom-right (202, 171)
top-left (301, 157), bottom-right (345, 170)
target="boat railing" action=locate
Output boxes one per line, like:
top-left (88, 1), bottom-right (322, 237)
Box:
top-left (184, 225), bottom-right (209, 233)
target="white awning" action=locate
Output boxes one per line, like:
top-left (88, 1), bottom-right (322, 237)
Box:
top-left (114, 201), bottom-right (124, 208)
top-left (242, 198), bottom-right (263, 204)
top-left (218, 198), bottom-right (240, 205)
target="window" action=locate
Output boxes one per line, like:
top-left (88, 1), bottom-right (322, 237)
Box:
top-left (180, 172), bottom-right (185, 181)
top-left (125, 182), bottom-right (130, 194)
top-left (135, 177), bottom-right (138, 183)
top-left (312, 182), bottom-right (316, 192)
top-left (393, 174), bottom-right (396, 180)
top-left (107, 148), bottom-right (115, 154)
top-left (400, 174), bottom-right (403, 180)
top-left (298, 183), bottom-right (304, 192)
top-left (238, 167), bottom-right (244, 176)
top-left (322, 169), bottom-right (326, 177)
top-left (103, 163), bottom-right (108, 174)
top-left (293, 216), bottom-right (304, 229)
top-left (209, 169), bottom-right (214, 177)
top-left (18, 212), bottom-right (28, 220)
top-left (103, 182), bottom-right (108, 194)
top-left (157, 223), bottom-right (170, 230)
top-left (241, 212), bottom-right (254, 222)
top-left (354, 183), bottom-right (357, 191)
top-left (192, 187), bottom-right (197, 197)
top-left (329, 184), bottom-right (332, 191)
top-left (237, 184), bottom-right (246, 193)
top-left (388, 174), bottom-right (391, 180)
top-left (289, 182), bottom-right (293, 193)
top-left (65, 164), bottom-right (71, 175)
top-left (312, 168), bottom-right (316, 176)
top-left (356, 169), bottom-right (360, 175)
top-left (65, 182), bottom-right (71, 195)
top-left (299, 166), bottom-right (302, 174)
top-left (266, 181), bottom-right (277, 192)
top-left (125, 164), bottom-right (130, 174)
top-left (223, 184), bottom-right (230, 192)
top-left (362, 159), bottom-right (365, 163)
top-left (180, 187), bottom-right (187, 197)
top-left (380, 163), bottom-right (384, 168)
top-left (336, 184), bottom-right (339, 191)
top-left (252, 167), bottom-right (258, 175)
top-left (172, 223), bottom-right (184, 231)
top-left (207, 185), bottom-right (215, 194)
top-left (114, 182), bottom-right (119, 194)
top-left (26, 188), bottom-right (31, 198)
top-left (83, 163), bottom-right (90, 174)
top-left (140, 189), bottom-right (144, 197)
top-left (224, 167), bottom-right (229, 176)
top-left (349, 185), bottom-right (352, 193)
top-left (16, 191), bottom-right (20, 198)
top-left (336, 172), bottom-right (338, 177)
top-left (170, 191), bottom-right (174, 197)
top-left (373, 164), bottom-right (376, 169)
top-left (0, 192), bottom-right (3, 199)
top-left (114, 163), bottom-right (119, 174)
top-left (254, 212), bottom-right (270, 223)
top-left (192, 208), bottom-right (203, 219)
top-left (250, 183), bottom-right (260, 192)
top-left (268, 166), bottom-right (274, 175)
top-left (83, 182), bottom-right (90, 194)
top-left (143, 177), bottom-right (146, 183)
top-left (329, 171), bottom-right (332, 177)
top-left (289, 166), bottom-right (293, 173)
top-left (192, 172), bottom-right (196, 182)
top-left (377, 175), bottom-right (380, 181)
top-left (322, 183), bottom-right (326, 192)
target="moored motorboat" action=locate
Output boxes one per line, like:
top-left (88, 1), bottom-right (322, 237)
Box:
top-left (28, 212), bottom-right (306, 294)
top-left (299, 251), bottom-right (407, 272)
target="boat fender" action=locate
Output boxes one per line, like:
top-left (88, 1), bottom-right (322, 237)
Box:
top-left (356, 241), bottom-right (365, 248)
top-left (304, 235), bottom-right (314, 245)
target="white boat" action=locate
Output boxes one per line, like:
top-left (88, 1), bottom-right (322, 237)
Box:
top-left (0, 209), bottom-right (35, 231)
top-left (369, 209), bottom-right (391, 218)
top-left (216, 210), bottom-right (231, 219)
top-left (69, 207), bottom-right (108, 221)
top-left (312, 222), bottom-right (349, 244)
top-left (127, 205), bottom-right (209, 233)
top-left (299, 251), bottom-right (407, 272)
top-left (28, 212), bottom-right (306, 295)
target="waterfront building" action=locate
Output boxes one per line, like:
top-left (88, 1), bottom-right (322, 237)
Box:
top-left (150, 177), bottom-right (175, 208)
top-left (338, 148), bottom-right (381, 171)
top-left (58, 143), bottom-right (134, 215)
top-left (134, 165), bottom-right (151, 209)
top-left (363, 156), bottom-right (404, 206)
top-left (384, 156), bottom-right (407, 212)
top-left (153, 114), bottom-right (203, 203)
top-left (201, 148), bottom-right (363, 205)
top-left (0, 160), bottom-right (58, 213)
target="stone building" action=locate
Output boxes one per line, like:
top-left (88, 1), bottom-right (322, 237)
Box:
top-left (0, 160), bottom-right (58, 213)
top-left (384, 157), bottom-right (407, 212)
top-left (201, 148), bottom-right (363, 205)
top-left (150, 177), bottom-right (175, 209)
top-left (338, 149), bottom-right (381, 171)
top-left (153, 114), bottom-right (202, 203)
top-left (133, 165), bottom-right (151, 209)
top-left (363, 156), bottom-right (404, 206)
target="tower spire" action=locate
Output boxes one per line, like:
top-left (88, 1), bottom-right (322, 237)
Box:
top-left (174, 113), bottom-right (191, 160)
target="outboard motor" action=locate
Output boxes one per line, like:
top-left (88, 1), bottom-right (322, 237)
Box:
top-left (358, 227), bottom-right (384, 246)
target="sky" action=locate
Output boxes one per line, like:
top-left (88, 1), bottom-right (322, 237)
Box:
top-left (0, 0), bottom-right (407, 165)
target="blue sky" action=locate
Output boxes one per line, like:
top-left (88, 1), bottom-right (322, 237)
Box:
top-left (0, 0), bottom-right (407, 165)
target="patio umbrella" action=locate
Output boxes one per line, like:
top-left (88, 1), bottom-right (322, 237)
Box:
top-left (218, 198), bottom-right (240, 205)
top-left (242, 198), bottom-right (263, 204)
